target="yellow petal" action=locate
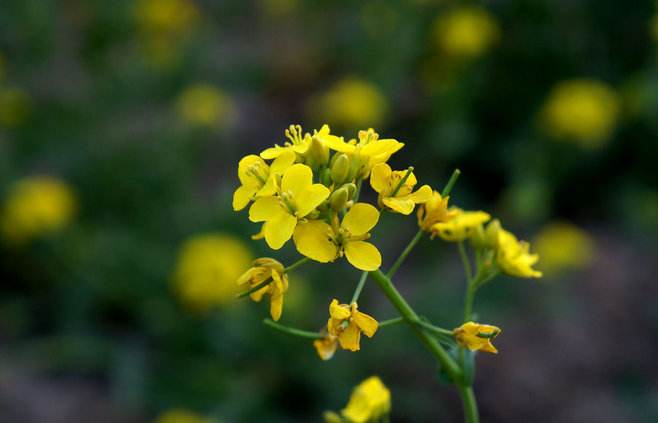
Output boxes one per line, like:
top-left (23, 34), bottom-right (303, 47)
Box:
top-left (382, 196), bottom-right (416, 215)
top-left (313, 337), bottom-right (338, 360)
top-left (232, 185), bottom-right (257, 211)
top-left (270, 293), bottom-right (284, 321)
top-left (293, 220), bottom-right (339, 262)
top-left (319, 134), bottom-right (355, 153)
top-left (260, 146), bottom-right (286, 160)
top-left (338, 322), bottom-right (361, 351)
top-left (344, 241), bottom-right (382, 271)
top-left (281, 164), bottom-right (313, 198)
top-left (256, 175), bottom-right (278, 197)
top-left (295, 184), bottom-right (331, 217)
top-left (342, 203), bottom-right (380, 235)
top-left (237, 155), bottom-right (267, 186)
top-left (360, 139), bottom-right (404, 158)
top-left (248, 196), bottom-right (282, 222)
top-left (263, 210), bottom-right (297, 249)
top-left (370, 163), bottom-right (391, 193)
top-left (408, 184), bottom-right (433, 203)
top-left (353, 311), bottom-right (378, 338)
top-left (329, 299), bottom-right (351, 320)
top-left (270, 150), bottom-right (296, 173)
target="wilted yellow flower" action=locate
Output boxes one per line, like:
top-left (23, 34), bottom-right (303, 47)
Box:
top-left (313, 332), bottom-right (338, 361)
top-left (453, 321), bottom-right (501, 354)
top-left (431, 209), bottom-right (490, 242)
top-left (176, 84), bottom-right (236, 128)
top-left (496, 228), bottom-right (542, 279)
top-left (0, 86), bottom-right (31, 127)
top-left (418, 191), bottom-right (458, 232)
top-left (154, 408), bottom-right (216, 423)
top-left (294, 203), bottom-right (382, 271)
top-left (237, 258), bottom-right (289, 321)
top-left (370, 163), bottom-right (432, 215)
top-left (321, 128), bottom-right (404, 179)
top-left (135, 0), bottom-right (199, 37)
top-left (341, 376), bottom-right (391, 423)
top-left (232, 151), bottom-right (295, 211)
top-left (533, 222), bottom-right (594, 275)
top-left (433, 7), bottom-right (500, 59)
top-left (326, 299), bottom-right (378, 352)
top-left (173, 234), bottom-right (252, 311)
top-left (540, 79), bottom-right (620, 147)
top-left (309, 78), bottom-right (388, 129)
top-left (1, 176), bottom-right (76, 244)
top-left (249, 164), bottom-right (330, 249)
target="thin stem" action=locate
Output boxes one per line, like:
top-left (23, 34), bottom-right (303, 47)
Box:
top-left (236, 277), bottom-right (272, 299)
top-left (354, 179), bottom-right (363, 203)
top-left (387, 229), bottom-right (424, 278)
top-left (262, 319), bottom-right (323, 340)
top-left (350, 271), bottom-right (368, 304)
top-left (441, 168), bottom-right (461, 197)
top-left (463, 283), bottom-right (476, 323)
top-left (390, 166), bottom-right (414, 198)
top-left (458, 385), bottom-right (480, 423)
top-left (415, 320), bottom-right (454, 337)
top-left (378, 317), bottom-right (405, 328)
top-left (284, 257), bottom-right (309, 273)
top-left (368, 269), bottom-right (462, 383)
top-left (458, 242), bottom-right (473, 283)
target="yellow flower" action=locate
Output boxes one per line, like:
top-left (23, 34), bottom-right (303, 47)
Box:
top-left (341, 376), bottom-right (391, 423)
top-left (176, 84), bottom-right (235, 128)
top-left (417, 190), bottom-right (458, 231)
top-left (496, 228), bottom-right (542, 278)
top-left (431, 209), bottom-right (490, 242)
top-left (308, 78), bottom-right (388, 129)
top-left (540, 79), bottom-right (620, 147)
top-left (135, 0), bottom-right (199, 37)
top-left (0, 86), bottom-right (31, 127)
top-left (313, 332), bottom-right (338, 361)
top-left (326, 299), bottom-right (378, 352)
top-left (260, 124), bottom-right (332, 161)
top-left (433, 7), bottom-right (500, 59)
top-left (237, 258), bottom-right (289, 321)
top-left (293, 203), bottom-right (382, 271)
top-left (248, 164), bottom-right (330, 249)
top-left (453, 321), bottom-right (501, 354)
top-left (320, 128), bottom-right (404, 179)
top-left (154, 408), bottom-right (216, 423)
top-left (533, 222), bottom-right (594, 275)
top-left (1, 176), bottom-right (76, 244)
top-left (232, 151), bottom-right (295, 211)
top-left (173, 234), bottom-right (252, 312)
top-left (370, 163), bottom-right (432, 215)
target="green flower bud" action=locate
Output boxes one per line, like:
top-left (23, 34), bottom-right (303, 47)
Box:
top-left (329, 187), bottom-right (349, 211)
top-left (330, 153), bottom-right (350, 184)
top-left (344, 182), bottom-right (357, 200)
top-left (306, 136), bottom-right (329, 168)
top-left (320, 168), bottom-right (332, 186)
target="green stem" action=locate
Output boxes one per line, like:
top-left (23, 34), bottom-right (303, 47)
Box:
top-left (390, 166), bottom-right (414, 198)
top-left (441, 168), bottom-right (461, 197)
top-left (458, 242), bottom-right (473, 282)
top-left (236, 277), bottom-right (272, 299)
top-left (350, 271), bottom-right (368, 304)
top-left (284, 257), bottom-right (309, 273)
top-left (378, 317), bottom-right (405, 327)
top-left (262, 319), bottom-right (322, 340)
top-left (415, 320), bottom-right (454, 337)
top-left (458, 385), bottom-right (480, 423)
top-left (369, 269), bottom-right (462, 383)
top-left (387, 229), bottom-right (424, 278)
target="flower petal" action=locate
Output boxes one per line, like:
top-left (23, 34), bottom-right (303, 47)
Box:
top-left (295, 184), bottom-right (331, 217)
top-left (293, 220), bottom-right (339, 262)
top-left (237, 155), bottom-right (266, 186)
top-left (344, 241), bottom-right (382, 271)
top-left (249, 196), bottom-right (283, 222)
top-left (382, 196), bottom-right (416, 215)
top-left (360, 139), bottom-right (404, 158)
top-left (353, 311), bottom-right (378, 338)
top-left (260, 146), bottom-right (286, 160)
top-left (338, 322), bottom-right (361, 351)
top-left (281, 163), bottom-right (313, 198)
top-left (342, 203), bottom-right (380, 235)
top-left (270, 293), bottom-right (284, 321)
top-left (318, 134), bottom-right (354, 153)
top-left (408, 184), bottom-right (433, 203)
top-left (329, 299), bottom-right (351, 320)
top-left (233, 185), bottom-right (257, 211)
top-left (313, 337), bottom-right (338, 360)
top-left (263, 210), bottom-right (297, 249)
top-left (370, 163), bottom-right (391, 193)
top-left (270, 150), bottom-right (296, 174)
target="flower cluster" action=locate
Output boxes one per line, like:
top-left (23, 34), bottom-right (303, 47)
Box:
top-left (324, 376), bottom-right (391, 423)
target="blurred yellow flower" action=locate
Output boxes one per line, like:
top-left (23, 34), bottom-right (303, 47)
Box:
top-left (496, 228), bottom-right (542, 279)
top-left (453, 321), bottom-right (501, 354)
top-left (341, 376), bottom-right (391, 423)
top-left (237, 257), bottom-right (288, 321)
top-left (154, 408), bottom-right (216, 423)
top-left (1, 176), bottom-right (76, 245)
top-left (0, 86), bottom-right (31, 127)
top-left (370, 163), bottom-right (432, 215)
top-left (135, 0), bottom-right (199, 37)
top-left (176, 84), bottom-right (236, 129)
top-left (540, 79), bottom-right (620, 148)
top-left (418, 191), bottom-right (458, 232)
top-left (433, 7), bottom-right (500, 59)
top-left (533, 222), bottom-right (594, 275)
top-left (431, 209), bottom-right (490, 242)
top-left (308, 78), bottom-right (388, 129)
top-left (326, 299), bottom-right (378, 352)
top-left (173, 234), bottom-right (252, 312)
top-left (313, 332), bottom-right (338, 361)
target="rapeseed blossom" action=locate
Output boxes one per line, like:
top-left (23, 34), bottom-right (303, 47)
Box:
top-left (453, 322), bottom-right (501, 353)
top-left (431, 209), bottom-right (490, 242)
top-left (326, 299), bottom-right (378, 352)
top-left (533, 222), bottom-right (594, 275)
top-left (173, 234), bottom-right (252, 311)
top-left (237, 258), bottom-right (289, 321)
top-left (1, 176), bottom-right (76, 244)
top-left (370, 163), bottom-right (432, 215)
top-left (417, 191), bottom-right (457, 231)
top-left (433, 7), bottom-right (500, 59)
top-left (496, 227), bottom-right (542, 279)
top-left (341, 376), bottom-right (391, 423)
top-left (233, 151), bottom-right (295, 211)
top-left (176, 84), bottom-right (235, 128)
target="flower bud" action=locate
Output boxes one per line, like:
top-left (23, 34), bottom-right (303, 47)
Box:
top-left (471, 219), bottom-right (501, 249)
top-left (320, 168), bottom-right (332, 186)
top-left (306, 136), bottom-right (329, 168)
top-left (329, 187), bottom-right (349, 211)
top-left (330, 153), bottom-right (350, 184)
top-left (343, 182), bottom-right (357, 200)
